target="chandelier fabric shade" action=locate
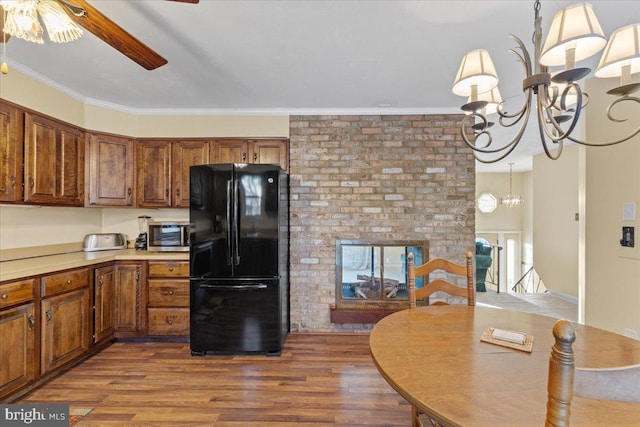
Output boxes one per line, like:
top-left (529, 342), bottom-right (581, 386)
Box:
top-left (595, 23), bottom-right (640, 80)
top-left (452, 49), bottom-right (498, 97)
top-left (540, 3), bottom-right (607, 68)
top-left (0, 0), bottom-right (83, 44)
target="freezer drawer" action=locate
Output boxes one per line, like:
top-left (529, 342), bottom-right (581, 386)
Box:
top-left (190, 279), bottom-right (284, 355)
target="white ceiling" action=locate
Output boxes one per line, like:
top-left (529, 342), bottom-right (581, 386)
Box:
top-left (3, 0), bottom-right (638, 172)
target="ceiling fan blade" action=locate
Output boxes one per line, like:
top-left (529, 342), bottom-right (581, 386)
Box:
top-left (0, 6), bottom-right (12, 43)
top-left (57, 0), bottom-right (167, 70)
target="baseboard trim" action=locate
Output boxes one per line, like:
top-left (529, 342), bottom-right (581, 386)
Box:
top-left (546, 290), bottom-right (578, 304)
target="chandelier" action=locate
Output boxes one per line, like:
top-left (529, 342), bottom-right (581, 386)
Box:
top-left (452, 0), bottom-right (640, 163)
top-left (0, 0), bottom-right (84, 44)
top-left (500, 163), bottom-right (523, 208)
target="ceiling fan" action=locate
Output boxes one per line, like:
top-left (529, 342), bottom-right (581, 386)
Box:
top-left (0, 0), bottom-right (199, 70)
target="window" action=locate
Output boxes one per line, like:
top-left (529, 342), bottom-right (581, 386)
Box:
top-left (477, 193), bottom-right (498, 213)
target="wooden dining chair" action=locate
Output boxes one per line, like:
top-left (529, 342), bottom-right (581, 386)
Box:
top-left (406, 251), bottom-right (474, 427)
top-left (546, 319), bottom-right (640, 427)
top-left (407, 251), bottom-right (475, 309)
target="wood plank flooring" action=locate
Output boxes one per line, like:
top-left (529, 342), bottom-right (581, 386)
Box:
top-left (20, 334), bottom-right (409, 426)
top-left (17, 291), bottom-right (577, 426)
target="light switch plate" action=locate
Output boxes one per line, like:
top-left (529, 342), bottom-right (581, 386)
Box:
top-left (623, 203), bottom-right (636, 222)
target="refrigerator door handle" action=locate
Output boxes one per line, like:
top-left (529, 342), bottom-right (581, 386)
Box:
top-left (199, 283), bottom-right (268, 291)
top-left (233, 177), bottom-right (240, 265)
top-left (226, 180), bottom-right (233, 266)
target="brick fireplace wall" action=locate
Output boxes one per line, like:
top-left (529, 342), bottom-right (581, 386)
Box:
top-left (288, 114), bottom-right (475, 332)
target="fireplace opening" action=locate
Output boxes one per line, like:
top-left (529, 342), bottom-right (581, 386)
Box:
top-left (331, 239), bottom-right (429, 323)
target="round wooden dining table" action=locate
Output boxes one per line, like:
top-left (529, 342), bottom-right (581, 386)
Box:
top-left (369, 305), bottom-right (640, 426)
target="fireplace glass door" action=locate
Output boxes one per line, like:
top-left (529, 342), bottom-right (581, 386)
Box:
top-left (336, 240), bottom-right (428, 310)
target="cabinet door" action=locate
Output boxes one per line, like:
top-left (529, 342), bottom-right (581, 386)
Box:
top-left (94, 265), bottom-right (116, 343)
top-left (0, 102), bottom-right (24, 203)
top-left (172, 140), bottom-right (209, 208)
top-left (24, 113), bottom-right (84, 206)
top-left (41, 288), bottom-right (90, 374)
top-left (87, 133), bottom-right (135, 206)
top-left (0, 303), bottom-right (36, 400)
top-left (211, 139), bottom-right (249, 164)
top-left (136, 141), bottom-right (171, 208)
top-left (114, 263), bottom-right (143, 332)
top-left (249, 139), bottom-right (289, 170)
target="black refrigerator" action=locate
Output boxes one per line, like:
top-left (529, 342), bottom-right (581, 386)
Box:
top-left (189, 164), bottom-right (289, 356)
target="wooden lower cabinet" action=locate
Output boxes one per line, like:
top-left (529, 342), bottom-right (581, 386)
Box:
top-left (0, 302), bottom-right (36, 399)
top-left (40, 287), bottom-right (90, 375)
top-left (114, 262), bottom-right (145, 337)
top-left (147, 260), bottom-right (189, 337)
top-left (93, 264), bottom-right (116, 344)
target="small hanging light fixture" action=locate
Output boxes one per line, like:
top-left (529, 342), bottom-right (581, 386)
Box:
top-left (500, 163), bottom-right (523, 208)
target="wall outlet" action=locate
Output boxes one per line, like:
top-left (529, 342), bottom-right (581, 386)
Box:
top-left (624, 328), bottom-right (639, 340)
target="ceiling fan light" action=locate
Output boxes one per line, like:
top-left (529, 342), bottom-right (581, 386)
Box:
top-left (452, 49), bottom-right (499, 97)
top-left (1, 0), bottom-right (43, 44)
top-left (37, 0), bottom-right (82, 43)
top-left (595, 23), bottom-right (640, 79)
top-left (540, 3), bottom-right (606, 67)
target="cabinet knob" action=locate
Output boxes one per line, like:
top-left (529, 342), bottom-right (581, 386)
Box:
top-left (168, 266), bottom-right (174, 272)
top-left (166, 318), bottom-right (173, 325)
top-left (1, 293), bottom-right (8, 300)
top-left (253, 153), bottom-right (257, 162)
top-left (168, 290), bottom-right (174, 296)
top-left (242, 152), bottom-right (247, 161)
top-left (176, 188), bottom-right (181, 197)
top-left (66, 279), bottom-right (72, 284)
top-left (128, 187), bottom-right (132, 196)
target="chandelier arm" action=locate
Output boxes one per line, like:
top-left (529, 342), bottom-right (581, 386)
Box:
top-left (566, 96), bottom-right (640, 147)
top-left (538, 86), bottom-right (584, 143)
top-left (461, 90), bottom-right (534, 163)
top-left (536, 99), bottom-right (564, 160)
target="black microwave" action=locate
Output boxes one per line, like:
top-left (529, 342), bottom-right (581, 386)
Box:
top-left (147, 221), bottom-right (190, 252)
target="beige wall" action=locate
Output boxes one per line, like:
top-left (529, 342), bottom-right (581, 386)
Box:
top-left (584, 77), bottom-right (640, 337)
top-left (0, 69), bottom-right (288, 250)
top-left (532, 143), bottom-right (582, 299)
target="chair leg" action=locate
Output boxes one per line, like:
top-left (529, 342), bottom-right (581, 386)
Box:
top-left (412, 405), bottom-right (422, 427)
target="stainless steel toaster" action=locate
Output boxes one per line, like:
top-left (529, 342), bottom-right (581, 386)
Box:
top-left (83, 233), bottom-right (127, 252)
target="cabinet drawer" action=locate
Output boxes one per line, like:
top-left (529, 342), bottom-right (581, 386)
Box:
top-left (148, 261), bottom-right (189, 278)
top-left (148, 279), bottom-right (189, 307)
top-left (42, 268), bottom-right (88, 297)
top-left (147, 308), bottom-right (189, 335)
top-left (0, 279), bottom-right (35, 308)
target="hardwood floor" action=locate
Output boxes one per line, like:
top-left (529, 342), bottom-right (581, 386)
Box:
top-left (17, 291), bottom-right (576, 426)
top-left (20, 334), bottom-right (408, 426)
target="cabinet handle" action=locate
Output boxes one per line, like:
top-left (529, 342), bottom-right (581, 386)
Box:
top-left (135, 273), bottom-right (140, 281)
top-left (242, 152), bottom-right (247, 161)
top-left (10, 176), bottom-right (16, 187)
top-left (166, 318), bottom-right (173, 325)
top-left (28, 314), bottom-right (35, 331)
top-left (98, 276), bottom-right (103, 287)
top-left (45, 310), bottom-right (53, 323)
top-left (176, 188), bottom-right (180, 197)
top-left (127, 187), bottom-right (132, 196)
top-left (1, 293), bottom-right (7, 300)
top-left (166, 189), bottom-right (169, 197)
top-left (29, 177), bottom-right (34, 188)
top-left (253, 153), bottom-right (257, 162)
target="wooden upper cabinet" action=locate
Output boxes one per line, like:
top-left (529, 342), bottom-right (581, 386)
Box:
top-left (24, 113), bottom-right (84, 206)
top-left (211, 138), bottom-right (289, 170)
top-left (0, 102), bottom-right (24, 203)
top-left (172, 140), bottom-right (209, 208)
top-left (136, 140), bottom-right (172, 208)
top-left (86, 133), bottom-right (135, 207)
top-left (249, 139), bottom-right (289, 170)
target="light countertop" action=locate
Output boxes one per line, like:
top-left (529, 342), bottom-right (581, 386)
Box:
top-left (0, 249), bottom-right (189, 282)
